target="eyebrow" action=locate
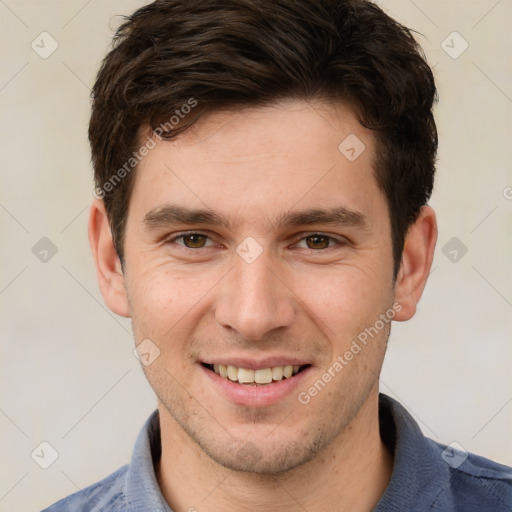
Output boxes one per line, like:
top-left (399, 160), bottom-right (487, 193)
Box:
top-left (275, 207), bottom-right (368, 229)
top-left (142, 205), bottom-right (233, 230)
top-left (142, 204), bottom-right (369, 232)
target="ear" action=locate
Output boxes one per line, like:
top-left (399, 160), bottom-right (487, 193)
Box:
top-left (393, 205), bottom-right (437, 321)
top-left (88, 199), bottom-right (131, 318)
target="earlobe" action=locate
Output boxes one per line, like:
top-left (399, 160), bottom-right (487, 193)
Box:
top-left (393, 205), bottom-right (437, 322)
top-left (88, 199), bottom-right (131, 318)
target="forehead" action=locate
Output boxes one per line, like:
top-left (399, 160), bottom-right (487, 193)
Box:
top-left (131, 99), bottom-right (384, 227)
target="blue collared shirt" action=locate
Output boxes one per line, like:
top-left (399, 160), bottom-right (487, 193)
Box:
top-left (41, 394), bottom-right (512, 511)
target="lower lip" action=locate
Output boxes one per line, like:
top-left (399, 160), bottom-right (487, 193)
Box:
top-left (200, 365), bottom-right (311, 407)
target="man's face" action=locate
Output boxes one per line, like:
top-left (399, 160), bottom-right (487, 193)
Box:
top-left (123, 100), bottom-right (397, 473)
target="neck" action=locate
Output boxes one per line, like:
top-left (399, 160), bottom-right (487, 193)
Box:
top-left (156, 391), bottom-right (393, 512)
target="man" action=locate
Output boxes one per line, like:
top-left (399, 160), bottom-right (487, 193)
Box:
top-left (43, 0), bottom-right (512, 510)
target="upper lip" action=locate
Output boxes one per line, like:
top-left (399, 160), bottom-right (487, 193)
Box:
top-left (201, 357), bottom-right (311, 370)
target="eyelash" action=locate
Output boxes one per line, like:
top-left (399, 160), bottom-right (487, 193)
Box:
top-left (166, 231), bottom-right (347, 251)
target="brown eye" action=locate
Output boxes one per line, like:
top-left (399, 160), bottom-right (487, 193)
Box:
top-left (182, 234), bottom-right (208, 248)
top-left (305, 235), bottom-right (331, 250)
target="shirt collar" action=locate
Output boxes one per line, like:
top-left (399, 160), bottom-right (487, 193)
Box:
top-left (124, 410), bottom-right (172, 512)
top-left (375, 394), bottom-right (450, 510)
top-left (123, 394), bottom-right (450, 511)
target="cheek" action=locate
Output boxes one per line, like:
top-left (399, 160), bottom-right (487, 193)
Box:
top-left (297, 263), bottom-right (392, 327)
top-left (131, 273), bottom-right (171, 316)
top-left (126, 261), bottom-right (218, 341)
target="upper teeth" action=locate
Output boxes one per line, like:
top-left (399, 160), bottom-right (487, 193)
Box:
top-left (212, 364), bottom-right (301, 385)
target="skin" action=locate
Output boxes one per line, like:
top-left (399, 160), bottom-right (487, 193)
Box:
top-left (89, 99), bottom-right (437, 512)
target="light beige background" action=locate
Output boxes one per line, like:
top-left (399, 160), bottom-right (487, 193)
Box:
top-left (0, 1), bottom-right (511, 510)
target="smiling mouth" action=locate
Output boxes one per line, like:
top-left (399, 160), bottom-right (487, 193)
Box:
top-left (202, 363), bottom-right (310, 386)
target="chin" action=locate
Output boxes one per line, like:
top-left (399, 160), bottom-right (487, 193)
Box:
top-left (197, 431), bottom-right (329, 475)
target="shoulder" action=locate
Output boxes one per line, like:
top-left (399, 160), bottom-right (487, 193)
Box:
top-left (40, 464), bottom-right (129, 512)
top-left (427, 439), bottom-right (512, 511)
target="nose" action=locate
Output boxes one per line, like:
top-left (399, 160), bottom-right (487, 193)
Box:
top-left (213, 250), bottom-right (295, 341)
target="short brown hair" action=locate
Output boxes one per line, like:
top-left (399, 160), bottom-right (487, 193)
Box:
top-left (89, 0), bottom-right (438, 276)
